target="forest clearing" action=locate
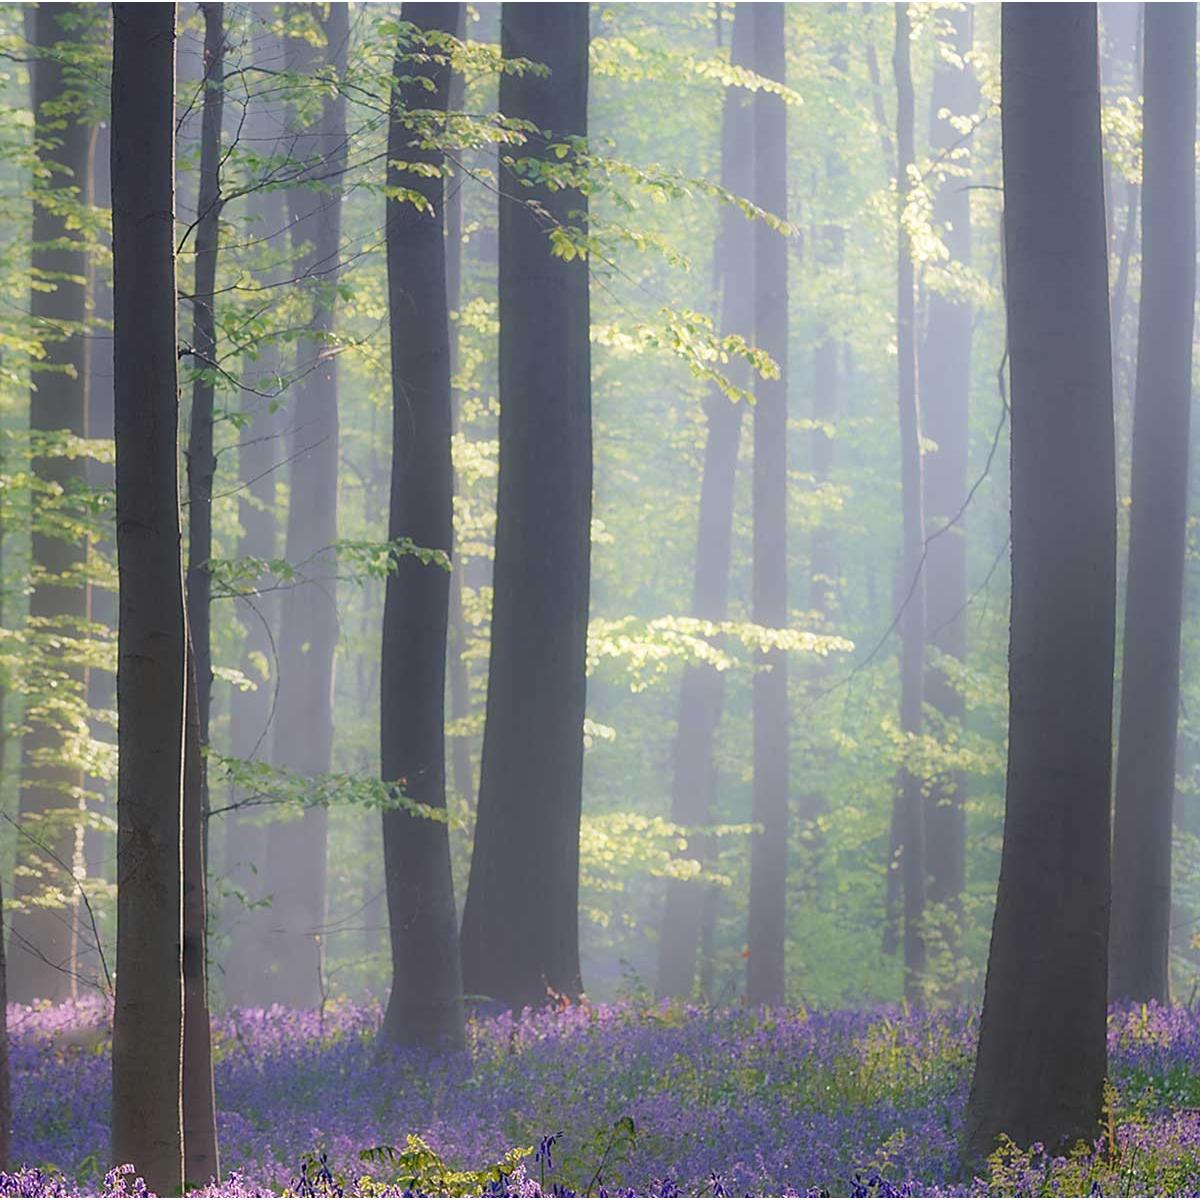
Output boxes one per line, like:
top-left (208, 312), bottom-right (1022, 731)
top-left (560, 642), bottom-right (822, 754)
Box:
top-left (0, 0), bottom-right (1195, 1195)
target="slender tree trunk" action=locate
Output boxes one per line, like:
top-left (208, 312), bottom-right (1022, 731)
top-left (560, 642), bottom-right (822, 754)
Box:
top-left (179, 3), bottom-right (222, 1180)
top-left (1110, 1), bottom-right (1196, 1006)
top-left (921, 6), bottom-right (975, 998)
top-left (460, 2), bottom-right (591, 1013)
top-left (185, 2), bottom-right (222, 817)
top-left (656, 1), bottom-right (753, 1001)
top-left (746, 1), bottom-right (789, 1010)
top-left (11, 3), bottom-right (95, 1006)
top-left (892, 0), bottom-right (926, 1006)
top-left (378, 2), bottom-right (466, 1052)
top-left (265, 3), bottom-right (348, 1008)
top-left (964, 2), bottom-right (1115, 1163)
top-left (110, 5), bottom-right (185, 1193)
top-left (222, 31), bottom-right (285, 1010)
top-left (83, 118), bottom-right (116, 934)
top-left (182, 643), bottom-right (218, 1184)
top-left (445, 4), bottom-right (474, 811)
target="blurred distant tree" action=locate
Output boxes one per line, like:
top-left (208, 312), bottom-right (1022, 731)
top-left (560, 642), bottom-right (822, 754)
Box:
top-left (11, 2), bottom-right (95, 1006)
top-left (921, 5), bottom-right (976, 1000)
top-left (264, 2), bottom-right (349, 1008)
top-left (657, 1), bottom-right (753, 1003)
top-left (1110, 0), bottom-right (1196, 1005)
top-left (891, 0), bottom-right (926, 1006)
top-left (746, 0), bottom-right (789, 1009)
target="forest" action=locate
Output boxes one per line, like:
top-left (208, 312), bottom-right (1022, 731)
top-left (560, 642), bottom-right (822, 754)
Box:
top-left (0, 0), bottom-right (1194, 1196)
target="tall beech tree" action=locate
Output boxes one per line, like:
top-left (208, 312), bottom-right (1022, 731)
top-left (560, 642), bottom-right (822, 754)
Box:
top-left (964, 3), bottom-right (1115, 1162)
top-left (1110, 1), bottom-right (1196, 1005)
top-left (265, 2), bottom-right (349, 1007)
top-left (378, 2), bottom-right (466, 1052)
top-left (460, 2), bottom-right (591, 1012)
top-left (11, 2), bottom-right (95, 1005)
top-left (180, 3), bottom-right (223, 1182)
top-left (110, 3), bottom-right (186, 1192)
top-left (746, 0), bottom-right (789, 1009)
top-left (892, 0), bottom-right (926, 1004)
top-left (922, 6), bottom-right (975, 993)
top-left (657, 1), bottom-right (753, 1002)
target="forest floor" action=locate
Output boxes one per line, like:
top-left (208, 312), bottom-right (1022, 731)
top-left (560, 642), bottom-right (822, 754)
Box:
top-left (8, 997), bottom-right (1200, 1196)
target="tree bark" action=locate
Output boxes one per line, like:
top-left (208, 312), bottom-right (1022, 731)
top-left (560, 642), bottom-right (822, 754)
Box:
top-left (891, 0), bottom-right (927, 1006)
top-left (110, 5), bottom-right (185, 1193)
top-left (921, 5), bottom-right (975, 998)
top-left (11, 2), bottom-right (95, 1006)
top-left (378, 1), bottom-right (466, 1052)
top-left (460, 2), bottom-right (591, 1013)
top-left (964, 2), bottom-right (1115, 1164)
top-left (179, 4), bottom-right (222, 1179)
top-left (1110, 1), bottom-right (1196, 1006)
top-left (656, 0), bottom-right (753, 1002)
top-left (746, 1), bottom-right (789, 1010)
top-left (264, 2), bottom-right (348, 1008)
top-left (183, 642), bottom-right (218, 1184)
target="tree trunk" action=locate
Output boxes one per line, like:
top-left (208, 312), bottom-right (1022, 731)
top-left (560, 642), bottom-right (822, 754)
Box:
top-left (83, 117), bottom-right (116, 942)
top-left (378, 2), bottom-right (466, 1052)
top-left (222, 29), bottom-right (286, 1011)
top-left (180, 3), bottom-right (223, 1181)
top-left (892, 0), bottom-right (927, 1006)
top-left (264, 2), bottom-right (348, 1009)
top-left (460, 2), bottom-right (591, 1013)
top-left (964, 2), bottom-right (1115, 1163)
top-left (1110, 1), bottom-right (1196, 1006)
top-left (921, 5), bottom-right (975, 998)
top-left (445, 4), bottom-right (474, 811)
top-left (746, 1), bottom-right (789, 1010)
top-left (656, 0), bottom-right (753, 1002)
top-left (183, 643), bottom-right (218, 1185)
top-left (11, 2), bottom-right (95, 1006)
top-left (110, 5), bottom-right (185, 1193)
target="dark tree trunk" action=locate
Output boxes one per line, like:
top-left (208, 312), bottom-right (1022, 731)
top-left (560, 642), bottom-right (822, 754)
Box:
top-left (921, 5), bottom-right (974, 996)
top-left (12, 2), bottom-right (95, 1006)
top-left (180, 4), bottom-right (223, 1181)
top-left (1110, 1), bottom-right (1196, 1006)
top-left (964, 3), bottom-right (1115, 1164)
top-left (656, 1), bottom-right (753, 1002)
top-left (892, 0), bottom-right (926, 1006)
top-left (746, 0), bottom-right (789, 1009)
top-left (183, 644), bottom-right (218, 1185)
top-left (378, 2), bottom-right (466, 1052)
top-left (222, 30), bottom-right (285, 1010)
top-left (265, 3), bottom-right (348, 1008)
top-left (445, 4), bottom-right (474, 811)
top-left (460, 2), bottom-right (591, 1013)
top-left (184, 1), bottom-right (222, 814)
top-left (110, 5), bottom-right (185, 1193)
